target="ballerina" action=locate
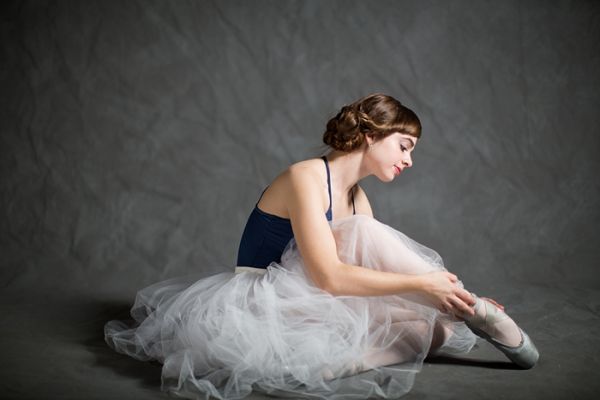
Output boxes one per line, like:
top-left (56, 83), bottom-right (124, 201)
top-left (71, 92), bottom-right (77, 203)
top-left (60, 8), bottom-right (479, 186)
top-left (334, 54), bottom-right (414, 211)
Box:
top-left (105, 93), bottom-right (539, 400)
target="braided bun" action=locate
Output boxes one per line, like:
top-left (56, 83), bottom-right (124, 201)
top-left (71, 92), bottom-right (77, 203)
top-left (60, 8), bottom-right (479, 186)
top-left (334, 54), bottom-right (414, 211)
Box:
top-left (322, 106), bottom-right (365, 152)
top-left (323, 93), bottom-right (421, 152)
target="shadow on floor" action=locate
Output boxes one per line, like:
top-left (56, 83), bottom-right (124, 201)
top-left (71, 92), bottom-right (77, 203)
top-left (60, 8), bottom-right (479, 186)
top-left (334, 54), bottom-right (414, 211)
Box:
top-left (424, 354), bottom-right (520, 370)
top-left (83, 299), bottom-right (163, 391)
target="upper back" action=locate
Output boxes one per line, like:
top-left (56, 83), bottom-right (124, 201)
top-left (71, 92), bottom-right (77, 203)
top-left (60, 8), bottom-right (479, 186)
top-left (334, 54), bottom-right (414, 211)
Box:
top-left (236, 156), bottom-right (367, 273)
top-left (257, 157), bottom-right (356, 221)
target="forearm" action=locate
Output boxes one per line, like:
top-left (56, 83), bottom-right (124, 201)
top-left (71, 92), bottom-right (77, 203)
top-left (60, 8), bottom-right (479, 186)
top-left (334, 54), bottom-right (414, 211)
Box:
top-left (324, 262), bottom-right (425, 297)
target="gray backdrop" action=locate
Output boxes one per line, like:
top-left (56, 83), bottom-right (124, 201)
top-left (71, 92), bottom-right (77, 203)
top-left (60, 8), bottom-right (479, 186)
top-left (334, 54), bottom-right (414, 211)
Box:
top-left (1, 1), bottom-right (599, 399)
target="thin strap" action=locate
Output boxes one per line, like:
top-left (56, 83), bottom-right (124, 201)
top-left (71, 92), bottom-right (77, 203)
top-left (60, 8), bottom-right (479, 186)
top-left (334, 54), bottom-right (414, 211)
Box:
top-left (321, 156), bottom-right (333, 220)
top-left (255, 186), bottom-right (269, 206)
top-left (352, 186), bottom-right (356, 215)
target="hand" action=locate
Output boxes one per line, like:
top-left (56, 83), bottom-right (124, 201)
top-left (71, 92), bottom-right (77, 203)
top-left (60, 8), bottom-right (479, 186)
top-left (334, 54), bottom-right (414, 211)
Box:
top-left (419, 271), bottom-right (476, 316)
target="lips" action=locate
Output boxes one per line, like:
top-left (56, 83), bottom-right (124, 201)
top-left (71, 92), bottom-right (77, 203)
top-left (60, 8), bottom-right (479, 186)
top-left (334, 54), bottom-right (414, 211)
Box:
top-left (394, 165), bottom-right (402, 175)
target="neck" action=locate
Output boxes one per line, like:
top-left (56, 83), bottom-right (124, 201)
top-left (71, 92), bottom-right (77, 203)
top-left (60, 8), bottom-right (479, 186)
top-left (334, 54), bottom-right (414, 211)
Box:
top-left (324, 148), bottom-right (371, 195)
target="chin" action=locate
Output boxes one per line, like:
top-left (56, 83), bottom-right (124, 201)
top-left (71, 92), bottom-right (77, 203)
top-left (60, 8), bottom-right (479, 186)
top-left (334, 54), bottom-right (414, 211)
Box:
top-left (377, 173), bottom-right (396, 183)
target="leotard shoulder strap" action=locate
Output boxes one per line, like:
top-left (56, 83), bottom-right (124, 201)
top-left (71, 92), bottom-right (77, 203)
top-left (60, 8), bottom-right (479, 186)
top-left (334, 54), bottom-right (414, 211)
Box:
top-left (320, 156), bottom-right (333, 221)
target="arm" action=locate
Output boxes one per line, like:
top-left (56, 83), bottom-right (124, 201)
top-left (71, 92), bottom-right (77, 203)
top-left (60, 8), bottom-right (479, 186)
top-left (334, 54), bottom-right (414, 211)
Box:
top-left (284, 167), bottom-right (474, 314)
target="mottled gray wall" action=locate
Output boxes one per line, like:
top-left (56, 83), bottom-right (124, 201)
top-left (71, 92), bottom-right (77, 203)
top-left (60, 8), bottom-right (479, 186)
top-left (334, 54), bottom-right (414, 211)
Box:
top-left (1, 0), bottom-right (599, 298)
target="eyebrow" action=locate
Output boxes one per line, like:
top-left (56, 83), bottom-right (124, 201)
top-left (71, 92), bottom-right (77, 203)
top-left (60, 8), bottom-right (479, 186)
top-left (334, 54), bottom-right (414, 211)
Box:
top-left (403, 138), bottom-right (415, 148)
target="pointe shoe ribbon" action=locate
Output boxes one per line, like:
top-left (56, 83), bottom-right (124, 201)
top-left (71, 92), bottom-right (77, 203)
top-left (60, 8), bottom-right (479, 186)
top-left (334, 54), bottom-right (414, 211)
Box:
top-left (463, 293), bottom-right (539, 369)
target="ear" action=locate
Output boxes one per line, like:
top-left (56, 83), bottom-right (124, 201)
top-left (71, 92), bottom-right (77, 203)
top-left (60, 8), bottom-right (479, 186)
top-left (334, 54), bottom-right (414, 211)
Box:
top-left (365, 132), bottom-right (375, 146)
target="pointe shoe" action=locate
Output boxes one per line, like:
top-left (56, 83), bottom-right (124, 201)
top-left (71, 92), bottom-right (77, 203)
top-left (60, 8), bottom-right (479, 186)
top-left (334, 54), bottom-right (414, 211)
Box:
top-left (463, 294), bottom-right (539, 369)
top-left (321, 366), bottom-right (335, 381)
top-left (321, 361), bottom-right (363, 380)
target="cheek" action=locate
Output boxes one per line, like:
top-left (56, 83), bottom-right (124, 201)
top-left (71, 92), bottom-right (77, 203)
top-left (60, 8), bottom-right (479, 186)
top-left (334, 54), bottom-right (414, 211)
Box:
top-left (385, 143), bottom-right (399, 159)
top-left (372, 144), bottom-right (397, 165)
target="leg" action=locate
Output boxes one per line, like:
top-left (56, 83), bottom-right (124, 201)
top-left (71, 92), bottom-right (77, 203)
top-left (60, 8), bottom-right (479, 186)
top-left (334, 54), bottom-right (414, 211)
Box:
top-left (343, 313), bottom-right (460, 379)
top-left (331, 218), bottom-right (538, 369)
top-left (340, 220), bottom-right (522, 347)
top-left (332, 217), bottom-right (444, 276)
top-left (429, 319), bottom-right (454, 353)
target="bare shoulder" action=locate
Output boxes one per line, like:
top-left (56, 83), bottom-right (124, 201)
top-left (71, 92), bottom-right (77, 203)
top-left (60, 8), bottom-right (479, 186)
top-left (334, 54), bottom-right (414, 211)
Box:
top-left (287, 158), bottom-right (325, 174)
top-left (282, 158), bottom-right (329, 207)
top-left (353, 184), bottom-right (374, 218)
top-left (274, 159), bottom-right (323, 190)
top-left (257, 158), bottom-right (328, 218)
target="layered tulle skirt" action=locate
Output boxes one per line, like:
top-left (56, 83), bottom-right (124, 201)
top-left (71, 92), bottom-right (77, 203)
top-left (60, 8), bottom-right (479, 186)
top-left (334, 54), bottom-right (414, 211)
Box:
top-left (104, 215), bottom-right (477, 399)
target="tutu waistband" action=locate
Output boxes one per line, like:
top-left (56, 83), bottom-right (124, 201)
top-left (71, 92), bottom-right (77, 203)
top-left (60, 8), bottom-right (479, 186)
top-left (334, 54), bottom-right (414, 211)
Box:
top-left (234, 266), bottom-right (267, 275)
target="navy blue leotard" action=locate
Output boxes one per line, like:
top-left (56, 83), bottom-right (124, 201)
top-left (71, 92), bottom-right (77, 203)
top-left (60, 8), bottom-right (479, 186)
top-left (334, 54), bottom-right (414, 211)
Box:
top-left (236, 156), bottom-right (355, 269)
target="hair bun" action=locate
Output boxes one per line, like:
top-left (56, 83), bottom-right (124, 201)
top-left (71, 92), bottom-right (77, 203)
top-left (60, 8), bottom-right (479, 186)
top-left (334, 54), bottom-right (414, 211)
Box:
top-left (322, 105), bottom-right (365, 152)
top-left (322, 93), bottom-right (421, 152)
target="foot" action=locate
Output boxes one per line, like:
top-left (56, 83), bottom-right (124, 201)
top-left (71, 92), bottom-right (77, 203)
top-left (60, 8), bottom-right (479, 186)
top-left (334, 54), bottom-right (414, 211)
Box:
top-left (321, 361), bottom-right (363, 380)
top-left (460, 293), bottom-right (539, 369)
top-left (464, 294), bottom-right (522, 347)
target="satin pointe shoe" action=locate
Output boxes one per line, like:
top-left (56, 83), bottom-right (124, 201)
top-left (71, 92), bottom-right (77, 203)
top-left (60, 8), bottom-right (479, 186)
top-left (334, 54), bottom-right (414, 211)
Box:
top-left (462, 294), bottom-right (539, 369)
top-left (321, 360), bottom-right (364, 381)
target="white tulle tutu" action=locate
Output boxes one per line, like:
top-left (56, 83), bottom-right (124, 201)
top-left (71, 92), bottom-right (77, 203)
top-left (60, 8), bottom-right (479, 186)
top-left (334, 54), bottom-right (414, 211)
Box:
top-left (105, 215), bottom-right (477, 399)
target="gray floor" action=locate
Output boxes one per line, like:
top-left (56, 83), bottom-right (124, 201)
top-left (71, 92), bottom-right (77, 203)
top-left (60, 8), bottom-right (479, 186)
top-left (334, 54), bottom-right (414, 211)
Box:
top-left (2, 283), bottom-right (598, 400)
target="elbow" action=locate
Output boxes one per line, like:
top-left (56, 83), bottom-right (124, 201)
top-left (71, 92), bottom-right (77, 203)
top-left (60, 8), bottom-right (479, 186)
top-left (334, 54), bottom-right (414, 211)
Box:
top-left (319, 279), bottom-right (338, 296)
top-left (316, 263), bottom-right (344, 296)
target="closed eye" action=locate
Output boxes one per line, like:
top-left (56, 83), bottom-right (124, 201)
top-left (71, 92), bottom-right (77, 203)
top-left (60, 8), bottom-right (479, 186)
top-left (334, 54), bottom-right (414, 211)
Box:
top-left (401, 146), bottom-right (407, 152)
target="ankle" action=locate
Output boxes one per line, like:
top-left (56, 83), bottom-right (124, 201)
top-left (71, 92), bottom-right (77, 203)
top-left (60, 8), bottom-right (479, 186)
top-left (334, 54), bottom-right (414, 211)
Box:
top-left (456, 293), bottom-right (483, 323)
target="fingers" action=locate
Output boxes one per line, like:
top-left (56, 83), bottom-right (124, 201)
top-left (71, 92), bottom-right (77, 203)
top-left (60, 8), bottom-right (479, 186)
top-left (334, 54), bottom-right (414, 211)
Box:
top-left (440, 301), bottom-right (453, 315)
top-left (448, 296), bottom-right (474, 316)
top-left (456, 289), bottom-right (475, 306)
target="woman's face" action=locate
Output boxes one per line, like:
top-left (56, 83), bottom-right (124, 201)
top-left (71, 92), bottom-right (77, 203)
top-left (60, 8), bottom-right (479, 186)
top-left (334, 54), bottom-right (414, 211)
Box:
top-left (366, 132), bottom-right (417, 182)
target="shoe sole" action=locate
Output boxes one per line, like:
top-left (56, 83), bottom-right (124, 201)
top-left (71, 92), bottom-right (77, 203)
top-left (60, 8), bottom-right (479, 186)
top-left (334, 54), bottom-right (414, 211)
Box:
top-left (465, 321), bottom-right (539, 369)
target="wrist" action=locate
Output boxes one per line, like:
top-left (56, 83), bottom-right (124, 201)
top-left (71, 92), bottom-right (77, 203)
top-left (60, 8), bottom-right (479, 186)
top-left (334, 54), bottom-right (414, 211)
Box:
top-left (410, 274), bottom-right (427, 292)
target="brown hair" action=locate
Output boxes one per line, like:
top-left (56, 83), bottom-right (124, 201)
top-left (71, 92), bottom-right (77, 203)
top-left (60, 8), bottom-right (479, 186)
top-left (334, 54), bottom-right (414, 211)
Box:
top-left (322, 93), bottom-right (421, 152)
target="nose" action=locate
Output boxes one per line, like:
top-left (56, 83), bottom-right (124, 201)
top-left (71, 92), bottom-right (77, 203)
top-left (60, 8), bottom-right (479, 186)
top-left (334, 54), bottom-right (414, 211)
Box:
top-left (401, 155), bottom-right (412, 168)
